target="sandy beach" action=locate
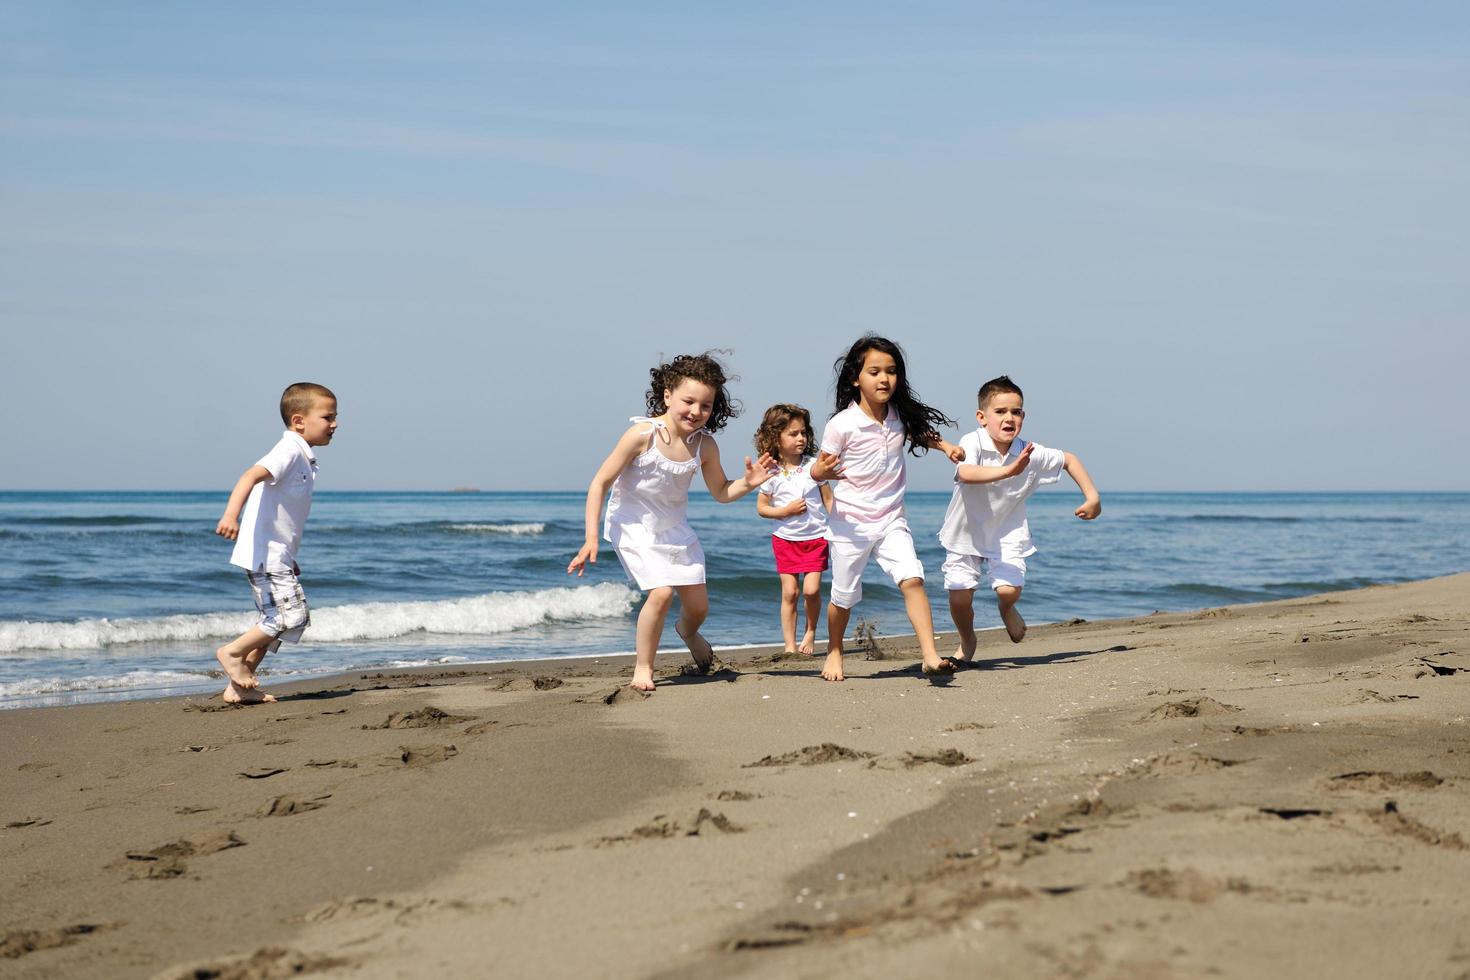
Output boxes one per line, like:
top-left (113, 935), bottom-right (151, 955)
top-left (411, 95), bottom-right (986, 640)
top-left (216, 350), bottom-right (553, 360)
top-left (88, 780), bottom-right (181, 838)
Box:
top-left (3, 572), bottom-right (1468, 979)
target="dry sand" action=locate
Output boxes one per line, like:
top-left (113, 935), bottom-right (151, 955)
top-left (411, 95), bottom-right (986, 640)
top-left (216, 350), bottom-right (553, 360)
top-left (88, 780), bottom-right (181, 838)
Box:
top-left (3, 573), bottom-right (1468, 979)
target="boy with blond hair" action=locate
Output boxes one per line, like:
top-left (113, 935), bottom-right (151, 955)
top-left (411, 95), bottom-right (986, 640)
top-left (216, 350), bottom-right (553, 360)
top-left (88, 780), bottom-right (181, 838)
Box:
top-left (213, 383), bottom-right (337, 703)
top-left (939, 375), bottom-right (1100, 665)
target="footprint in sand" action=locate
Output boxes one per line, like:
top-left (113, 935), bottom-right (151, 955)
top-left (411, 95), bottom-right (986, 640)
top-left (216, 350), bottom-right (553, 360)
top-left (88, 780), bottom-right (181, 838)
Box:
top-left (1141, 697), bottom-right (1242, 721)
top-left (156, 947), bottom-right (350, 980)
top-left (1326, 770), bottom-right (1443, 792)
top-left (1127, 867), bottom-right (1255, 903)
top-left (597, 809), bottom-right (745, 846)
top-left (1142, 752), bottom-right (1246, 776)
top-left (1, 923), bottom-right (112, 960)
top-left (363, 706), bottom-right (473, 730)
top-left (258, 794), bottom-right (331, 817)
top-left (121, 830), bottom-right (244, 879)
top-left (901, 749), bottom-right (976, 768)
top-left (744, 744), bottom-right (875, 768)
top-left (395, 744), bottom-right (458, 767)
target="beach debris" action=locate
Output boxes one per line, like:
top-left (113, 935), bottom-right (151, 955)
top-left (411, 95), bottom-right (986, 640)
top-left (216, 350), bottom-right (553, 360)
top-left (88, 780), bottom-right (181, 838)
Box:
top-left (303, 759), bottom-right (357, 769)
top-left (364, 706), bottom-right (472, 730)
top-left (902, 748), bottom-right (976, 768)
top-left (944, 721), bottom-right (995, 732)
top-left (396, 744), bottom-right (458, 767)
top-left (744, 744), bottom-right (876, 768)
top-left (174, 805), bottom-right (217, 815)
top-left (1142, 697), bottom-right (1242, 721)
top-left (715, 789), bottom-right (759, 801)
top-left (238, 767), bottom-right (288, 779)
top-left (1, 923), bottom-right (110, 960)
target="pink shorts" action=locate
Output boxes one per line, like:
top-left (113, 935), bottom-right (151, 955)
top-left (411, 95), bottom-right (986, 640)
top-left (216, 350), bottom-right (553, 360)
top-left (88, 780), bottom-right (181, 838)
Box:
top-left (772, 535), bottom-right (829, 575)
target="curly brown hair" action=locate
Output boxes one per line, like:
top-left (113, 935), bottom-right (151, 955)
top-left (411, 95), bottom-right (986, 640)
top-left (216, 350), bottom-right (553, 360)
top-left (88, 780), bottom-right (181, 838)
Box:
top-left (645, 352), bottom-right (740, 433)
top-left (754, 404), bottom-right (815, 462)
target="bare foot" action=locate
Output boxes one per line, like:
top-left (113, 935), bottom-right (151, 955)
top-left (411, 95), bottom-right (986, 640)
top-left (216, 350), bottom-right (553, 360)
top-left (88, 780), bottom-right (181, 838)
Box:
top-left (821, 649), bottom-right (845, 682)
top-left (216, 648), bottom-right (258, 689)
top-left (222, 681), bottom-right (277, 704)
top-left (921, 655), bottom-right (957, 676)
top-left (675, 622), bottom-right (716, 675)
top-left (629, 666), bottom-right (657, 691)
top-left (950, 645), bottom-right (975, 667)
top-left (1000, 606), bottom-right (1027, 643)
top-left (798, 631), bottom-right (815, 655)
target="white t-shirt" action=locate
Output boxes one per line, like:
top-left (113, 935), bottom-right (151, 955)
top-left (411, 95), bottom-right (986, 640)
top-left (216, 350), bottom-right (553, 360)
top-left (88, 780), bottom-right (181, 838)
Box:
top-left (230, 431), bottom-right (318, 572)
top-left (820, 403), bottom-right (910, 540)
top-left (937, 429), bottom-right (1066, 560)
top-left (761, 461), bottom-right (829, 542)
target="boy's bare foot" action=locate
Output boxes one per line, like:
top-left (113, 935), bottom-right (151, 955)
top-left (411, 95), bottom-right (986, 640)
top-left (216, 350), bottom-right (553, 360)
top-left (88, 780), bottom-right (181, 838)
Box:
top-left (821, 649), bottom-right (845, 682)
top-left (950, 646), bottom-right (975, 667)
top-left (216, 648), bottom-right (258, 689)
top-left (921, 656), bottom-right (957, 676)
top-left (1000, 606), bottom-right (1027, 643)
top-left (629, 666), bottom-right (656, 691)
top-left (222, 681), bottom-right (276, 704)
top-left (798, 632), bottom-right (815, 655)
top-left (674, 622), bottom-right (716, 674)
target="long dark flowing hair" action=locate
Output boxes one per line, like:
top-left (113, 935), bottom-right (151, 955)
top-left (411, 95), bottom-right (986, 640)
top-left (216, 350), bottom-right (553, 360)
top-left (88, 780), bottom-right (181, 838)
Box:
top-left (832, 335), bottom-right (953, 455)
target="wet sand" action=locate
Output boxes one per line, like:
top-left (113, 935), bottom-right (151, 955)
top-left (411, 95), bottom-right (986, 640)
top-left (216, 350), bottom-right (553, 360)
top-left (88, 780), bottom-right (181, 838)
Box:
top-left (3, 572), bottom-right (1469, 979)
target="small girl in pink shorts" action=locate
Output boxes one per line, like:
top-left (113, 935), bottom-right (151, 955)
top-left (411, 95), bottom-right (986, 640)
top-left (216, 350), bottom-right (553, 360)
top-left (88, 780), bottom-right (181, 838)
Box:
top-left (754, 404), bottom-right (834, 655)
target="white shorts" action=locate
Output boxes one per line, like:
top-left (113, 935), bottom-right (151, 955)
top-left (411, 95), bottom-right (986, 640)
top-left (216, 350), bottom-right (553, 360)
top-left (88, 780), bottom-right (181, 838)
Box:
top-left (247, 568), bottom-right (310, 649)
top-left (829, 528), bottom-right (925, 609)
top-left (941, 552), bottom-right (1026, 592)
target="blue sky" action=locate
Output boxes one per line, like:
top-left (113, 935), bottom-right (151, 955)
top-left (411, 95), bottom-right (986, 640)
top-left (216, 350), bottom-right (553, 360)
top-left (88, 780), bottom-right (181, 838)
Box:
top-left (2, 2), bottom-right (1466, 491)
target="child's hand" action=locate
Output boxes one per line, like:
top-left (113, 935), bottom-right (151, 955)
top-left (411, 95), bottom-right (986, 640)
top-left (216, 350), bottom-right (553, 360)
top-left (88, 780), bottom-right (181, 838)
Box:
top-left (1075, 498), bottom-right (1101, 520)
top-left (783, 499), bottom-right (808, 518)
top-left (812, 451), bottom-right (845, 482)
top-left (1004, 442), bottom-right (1034, 476)
top-left (568, 541), bottom-right (598, 576)
top-left (744, 453), bottom-right (777, 489)
top-left (941, 441), bottom-right (965, 463)
top-left (215, 516), bottom-right (240, 540)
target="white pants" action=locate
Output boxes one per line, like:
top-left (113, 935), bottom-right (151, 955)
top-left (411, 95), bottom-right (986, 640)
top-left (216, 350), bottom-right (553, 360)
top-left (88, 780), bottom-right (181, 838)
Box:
top-left (828, 528), bottom-right (925, 609)
top-left (941, 552), bottom-right (1027, 592)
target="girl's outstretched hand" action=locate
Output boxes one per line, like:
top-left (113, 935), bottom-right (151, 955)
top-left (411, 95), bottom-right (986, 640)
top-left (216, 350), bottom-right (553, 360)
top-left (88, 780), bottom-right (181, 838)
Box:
top-left (811, 451), bottom-right (846, 482)
top-left (941, 440), bottom-right (965, 463)
top-left (744, 453), bottom-right (777, 489)
top-left (568, 541), bottom-right (598, 576)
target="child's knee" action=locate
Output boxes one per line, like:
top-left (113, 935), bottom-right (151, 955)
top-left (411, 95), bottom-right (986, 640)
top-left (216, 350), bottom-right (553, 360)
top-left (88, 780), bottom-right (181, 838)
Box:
top-left (645, 587), bottom-right (675, 609)
top-left (995, 585), bottom-right (1022, 605)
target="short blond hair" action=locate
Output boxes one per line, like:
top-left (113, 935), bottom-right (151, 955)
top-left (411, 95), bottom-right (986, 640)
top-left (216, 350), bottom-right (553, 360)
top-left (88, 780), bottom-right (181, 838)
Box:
top-left (279, 382), bottom-right (336, 426)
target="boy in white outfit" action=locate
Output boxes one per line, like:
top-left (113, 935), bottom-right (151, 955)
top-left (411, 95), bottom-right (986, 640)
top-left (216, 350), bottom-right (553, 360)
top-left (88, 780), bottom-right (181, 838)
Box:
top-left (938, 376), bottom-right (1100, 665)
top-left (213, 383), bottom-right (338, 704)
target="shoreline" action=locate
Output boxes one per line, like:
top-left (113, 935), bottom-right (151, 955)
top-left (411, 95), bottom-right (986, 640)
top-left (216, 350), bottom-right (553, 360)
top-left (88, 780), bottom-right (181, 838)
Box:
top-left (4, 572), bottom-right (1469, 978)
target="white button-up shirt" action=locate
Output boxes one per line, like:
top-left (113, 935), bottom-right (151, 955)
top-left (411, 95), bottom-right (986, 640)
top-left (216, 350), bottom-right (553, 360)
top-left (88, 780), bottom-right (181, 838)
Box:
top-left (762, 460), bottom-right (830, 542)
top-left (230, 431), bottom-right (318, 572)
top-left (938, 429), bottom-right (1066, 560)
top-left (820, 403), bottom-right (911, 540)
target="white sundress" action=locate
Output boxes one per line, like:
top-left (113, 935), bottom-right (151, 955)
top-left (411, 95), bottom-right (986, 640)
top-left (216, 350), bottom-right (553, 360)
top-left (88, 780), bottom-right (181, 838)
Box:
top-left (604, 417), bottom-right (707, 590)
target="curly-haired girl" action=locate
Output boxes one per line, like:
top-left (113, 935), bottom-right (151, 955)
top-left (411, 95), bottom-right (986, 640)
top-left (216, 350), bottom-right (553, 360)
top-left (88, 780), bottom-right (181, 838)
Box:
top-left (809, 335), bottom-right (964, 681)
top-left (754, 404), bottom-right (834, 656)
top-left (569, 352), bottom-right (775, 691)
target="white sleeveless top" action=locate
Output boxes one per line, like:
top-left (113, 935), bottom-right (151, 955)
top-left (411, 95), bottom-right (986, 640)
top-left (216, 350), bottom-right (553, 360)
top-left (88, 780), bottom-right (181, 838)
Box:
top-left (604, 417), bottom-right (705, 545)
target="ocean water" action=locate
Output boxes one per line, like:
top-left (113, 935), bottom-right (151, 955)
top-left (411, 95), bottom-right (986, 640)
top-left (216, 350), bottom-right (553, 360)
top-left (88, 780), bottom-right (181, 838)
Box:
top-left (1, 490), bottom-right (1466, 708)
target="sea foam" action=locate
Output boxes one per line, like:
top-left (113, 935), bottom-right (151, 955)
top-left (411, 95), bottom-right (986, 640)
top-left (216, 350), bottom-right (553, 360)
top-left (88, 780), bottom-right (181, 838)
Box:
top-left (0, 582), bottom-right (636, 654)
top-left (446, 522), bottom-right (546, 535)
